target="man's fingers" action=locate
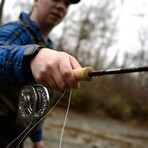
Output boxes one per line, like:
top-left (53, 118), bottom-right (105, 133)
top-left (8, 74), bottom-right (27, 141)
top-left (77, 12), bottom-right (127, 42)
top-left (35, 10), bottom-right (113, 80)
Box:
top-left (31, 48), bottom-right (81, 90)
top-left (51, 67), bottom-right (71, 90)
top-left (69, 55), bottom-right (82, 69)
top-left (59, 58), bottom-right (80, 89)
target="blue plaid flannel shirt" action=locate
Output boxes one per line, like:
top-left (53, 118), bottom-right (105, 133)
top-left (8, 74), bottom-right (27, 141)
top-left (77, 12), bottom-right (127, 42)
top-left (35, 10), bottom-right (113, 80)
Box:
top-left (0, 12), bottom-right (55, 142)
top-left (0, 12), bottom-right (54, 83)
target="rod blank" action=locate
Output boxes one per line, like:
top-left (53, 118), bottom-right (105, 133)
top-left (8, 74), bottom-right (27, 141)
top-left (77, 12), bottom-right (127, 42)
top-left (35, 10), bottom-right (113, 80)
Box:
top-left (89, 66), bottom-right (148, 77)
top-left (73, 66), bottom-right (148, 81)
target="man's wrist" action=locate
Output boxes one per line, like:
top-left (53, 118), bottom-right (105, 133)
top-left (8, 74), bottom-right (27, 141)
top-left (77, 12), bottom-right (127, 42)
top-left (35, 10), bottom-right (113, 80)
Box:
top-left (23, 44), bottom-right (43, 60)
top-left (23, 44), bottom-right (44, 73)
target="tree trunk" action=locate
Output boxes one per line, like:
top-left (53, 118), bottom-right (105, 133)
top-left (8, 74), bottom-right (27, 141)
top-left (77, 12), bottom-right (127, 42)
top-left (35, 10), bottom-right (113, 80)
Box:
top-left (0, 0), bottom-right (5, 24)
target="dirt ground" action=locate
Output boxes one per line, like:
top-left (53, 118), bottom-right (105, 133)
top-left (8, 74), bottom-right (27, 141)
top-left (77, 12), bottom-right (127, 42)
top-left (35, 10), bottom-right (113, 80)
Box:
top-left (24, 107), bottom-right (148, 148)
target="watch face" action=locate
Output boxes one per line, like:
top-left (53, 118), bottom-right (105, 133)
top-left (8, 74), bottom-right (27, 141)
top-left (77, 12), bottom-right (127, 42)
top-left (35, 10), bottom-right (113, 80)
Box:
top-left (23, 44), bottom-right (38, 57)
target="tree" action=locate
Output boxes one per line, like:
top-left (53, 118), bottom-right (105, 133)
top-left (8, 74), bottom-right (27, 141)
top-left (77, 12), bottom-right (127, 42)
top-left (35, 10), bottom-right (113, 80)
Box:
top-left (0, 0), bottom-right (33, 23)
top-left (52, 0), bottom-right (125, 69)
top-left (0, 0), bottom-right (5, 23)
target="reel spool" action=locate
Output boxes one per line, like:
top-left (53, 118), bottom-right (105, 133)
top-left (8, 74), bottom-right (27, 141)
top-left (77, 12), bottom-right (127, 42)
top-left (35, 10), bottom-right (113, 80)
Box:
top-left (19, 84), bottom-right (50, 119)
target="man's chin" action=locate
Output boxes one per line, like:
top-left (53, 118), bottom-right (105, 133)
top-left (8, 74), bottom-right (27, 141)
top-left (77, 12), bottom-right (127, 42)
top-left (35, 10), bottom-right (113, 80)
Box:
top-left (48, 18), bottom-right (62, 26)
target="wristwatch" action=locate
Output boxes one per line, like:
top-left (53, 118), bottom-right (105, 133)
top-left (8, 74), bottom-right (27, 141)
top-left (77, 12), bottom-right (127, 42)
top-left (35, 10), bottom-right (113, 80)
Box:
top-left (23, 44), bottom-right (44, 72)
top-left (23, 44), bottom-right (43, 60)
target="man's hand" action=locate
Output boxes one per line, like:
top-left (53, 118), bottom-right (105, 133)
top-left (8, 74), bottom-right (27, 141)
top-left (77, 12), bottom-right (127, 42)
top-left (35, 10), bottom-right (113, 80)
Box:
top-left (32, 140), bottom-right (45, 148)
top-left (30, 48), bottom-right (81, 90)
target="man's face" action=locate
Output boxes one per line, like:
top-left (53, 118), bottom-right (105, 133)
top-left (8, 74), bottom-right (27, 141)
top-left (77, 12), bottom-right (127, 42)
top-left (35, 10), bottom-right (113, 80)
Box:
top-left (34, 0), bottom-right (71, 27)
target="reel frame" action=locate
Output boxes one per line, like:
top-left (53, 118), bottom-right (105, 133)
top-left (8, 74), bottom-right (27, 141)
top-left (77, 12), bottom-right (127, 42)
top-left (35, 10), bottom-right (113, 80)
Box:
top-left (19, 84), bottom-right (50, 119)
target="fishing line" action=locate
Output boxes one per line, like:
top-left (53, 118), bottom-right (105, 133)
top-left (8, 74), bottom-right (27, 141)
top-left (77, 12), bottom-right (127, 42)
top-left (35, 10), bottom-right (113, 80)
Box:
top-left (6, 120), bottom-right (33, 148)
top-left (16, 90), bottom-right (67, 148)
top-left (59, 89), bottom-right (72, 148)
top-left (6, 90), bottom-right (66, 148)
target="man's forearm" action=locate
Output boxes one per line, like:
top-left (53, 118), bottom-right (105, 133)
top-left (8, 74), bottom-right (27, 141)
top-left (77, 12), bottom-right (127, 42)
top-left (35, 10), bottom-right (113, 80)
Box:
top-left (0, 45), bottom-right (34, 83)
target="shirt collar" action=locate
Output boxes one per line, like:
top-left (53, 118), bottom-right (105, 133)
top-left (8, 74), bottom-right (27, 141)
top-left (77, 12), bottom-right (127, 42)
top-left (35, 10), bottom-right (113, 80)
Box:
top-left (19, 12), bottom-right (42, 38)
top-left (19, 12), bottom-right (55, 49)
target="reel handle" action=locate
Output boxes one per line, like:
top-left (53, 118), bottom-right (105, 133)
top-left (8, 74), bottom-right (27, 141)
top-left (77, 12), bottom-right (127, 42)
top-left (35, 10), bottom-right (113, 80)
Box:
top-left (73, 67), bottom-right (94, 81)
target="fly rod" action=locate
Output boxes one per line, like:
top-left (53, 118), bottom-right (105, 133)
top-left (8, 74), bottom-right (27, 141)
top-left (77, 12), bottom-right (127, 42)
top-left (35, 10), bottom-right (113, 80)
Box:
top-left (73, 66), bottom-right (148, 81)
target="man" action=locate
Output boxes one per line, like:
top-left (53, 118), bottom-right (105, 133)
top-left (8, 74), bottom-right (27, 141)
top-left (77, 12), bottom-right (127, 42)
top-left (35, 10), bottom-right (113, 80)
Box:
top-left (0, 0), bottom-right (81, 147)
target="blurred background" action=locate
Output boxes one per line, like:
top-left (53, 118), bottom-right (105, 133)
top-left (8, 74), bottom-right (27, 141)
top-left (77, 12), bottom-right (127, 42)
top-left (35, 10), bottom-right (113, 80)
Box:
top-left (0, 0), bottom-right (148, 147)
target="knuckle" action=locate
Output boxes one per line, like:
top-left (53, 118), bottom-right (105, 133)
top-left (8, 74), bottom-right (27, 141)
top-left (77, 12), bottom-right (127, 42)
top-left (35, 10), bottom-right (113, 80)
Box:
top-left (59, 51), bottom-right (68, 56)
top-left (59, 82), bottom-right (67, 90)
top-left (34, 73), bottom-right (42, 83)
top-left (46, 61), bottom-right (54, 69)
top-left (34, 69), bottom-right (47, 84)
top-left (57, 79), bottom-right (70, 90)
top-left (62, 70), bottom-right (71, 78)
top-left (35, 77), bottom-right (43, 85)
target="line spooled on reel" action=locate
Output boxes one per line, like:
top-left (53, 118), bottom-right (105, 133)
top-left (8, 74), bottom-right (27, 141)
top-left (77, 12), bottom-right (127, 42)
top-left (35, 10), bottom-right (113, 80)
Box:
top-left (19, 84), bottom-right (50, 119)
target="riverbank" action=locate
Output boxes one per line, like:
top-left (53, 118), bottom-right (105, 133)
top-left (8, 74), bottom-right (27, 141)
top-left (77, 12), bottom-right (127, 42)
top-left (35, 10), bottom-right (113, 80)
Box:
top-left (24, 107), bottom-right (148, 148)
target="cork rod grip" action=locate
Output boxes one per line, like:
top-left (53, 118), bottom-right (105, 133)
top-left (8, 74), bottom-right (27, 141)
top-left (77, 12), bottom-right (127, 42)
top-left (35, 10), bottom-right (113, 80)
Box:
top-left (73, 67), bottom-right (94, 81)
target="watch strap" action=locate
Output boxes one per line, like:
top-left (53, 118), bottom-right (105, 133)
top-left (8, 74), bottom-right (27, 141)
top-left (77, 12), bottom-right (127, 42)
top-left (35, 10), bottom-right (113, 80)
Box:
top-left (23, 44), bottom-right (45, 74)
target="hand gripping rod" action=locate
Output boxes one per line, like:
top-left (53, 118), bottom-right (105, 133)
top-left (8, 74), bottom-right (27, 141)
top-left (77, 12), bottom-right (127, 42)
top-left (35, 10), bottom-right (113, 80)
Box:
top-left (73, 66), bottom-right (148, 81)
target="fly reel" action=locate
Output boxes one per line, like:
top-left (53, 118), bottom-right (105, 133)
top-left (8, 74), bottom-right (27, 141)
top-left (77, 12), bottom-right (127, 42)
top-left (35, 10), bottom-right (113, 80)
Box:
top-left (19, 84), bottom-right (50, 119)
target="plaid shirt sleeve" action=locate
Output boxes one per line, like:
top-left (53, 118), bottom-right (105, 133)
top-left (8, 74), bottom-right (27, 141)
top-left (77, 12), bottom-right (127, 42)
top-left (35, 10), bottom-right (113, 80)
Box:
top-left (30, 127), bottom-right (43, 142)
top-left (0, 22), bottom-right (34, 83)
top-left (0, 22), bottom-right (44, 142)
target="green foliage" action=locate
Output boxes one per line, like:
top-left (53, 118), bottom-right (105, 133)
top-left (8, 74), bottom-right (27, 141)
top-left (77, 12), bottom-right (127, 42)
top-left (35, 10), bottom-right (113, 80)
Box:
top-left (70, 89), bottom-right (93, 112)
top-left (106, 94), bottom-right (132, 120)
top-left (53, 74), bottom-right (148, 123)
top-left (71, 90), bottom-right (83, 108)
